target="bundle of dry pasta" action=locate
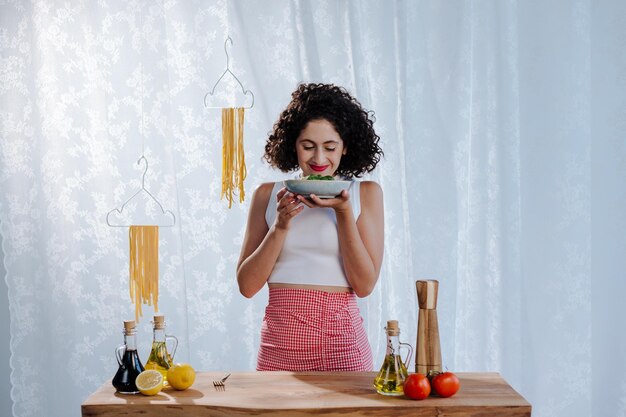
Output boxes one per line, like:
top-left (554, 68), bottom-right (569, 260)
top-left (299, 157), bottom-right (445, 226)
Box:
top-left (221, 107), bottom-right (247, 208)
top-left (129, 225), bottom-right (159, 322)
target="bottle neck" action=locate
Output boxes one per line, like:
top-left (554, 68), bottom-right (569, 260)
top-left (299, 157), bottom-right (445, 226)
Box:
top-left (124, 332), bottom-right (138, 351)
top-left (152, 327), bottom-right (166, 342)
top-left (386, 333), bottom-right (401, 356)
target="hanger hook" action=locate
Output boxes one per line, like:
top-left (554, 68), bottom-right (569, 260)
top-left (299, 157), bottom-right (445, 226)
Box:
top-left (137, 156), bottom-right (148, 189)
top-left (224, 36), bottom-right (233, 69)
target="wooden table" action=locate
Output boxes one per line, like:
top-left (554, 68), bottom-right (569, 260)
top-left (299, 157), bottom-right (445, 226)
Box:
top-left (82, 372), bottom-right (531, 417)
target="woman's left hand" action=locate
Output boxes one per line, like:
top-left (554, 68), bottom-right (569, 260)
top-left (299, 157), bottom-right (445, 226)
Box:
top-left (296, 190), bottom-right (351, 213)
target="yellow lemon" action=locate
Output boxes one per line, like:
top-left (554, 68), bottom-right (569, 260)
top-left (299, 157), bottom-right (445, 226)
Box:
top-left (136, 370), bottom-right (163, 396)
top-left (167, 363), bottom-right (196, 390)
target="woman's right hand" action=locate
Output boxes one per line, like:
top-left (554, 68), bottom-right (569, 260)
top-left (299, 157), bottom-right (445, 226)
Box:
top-left (274, 187), bottom-right (304, 230)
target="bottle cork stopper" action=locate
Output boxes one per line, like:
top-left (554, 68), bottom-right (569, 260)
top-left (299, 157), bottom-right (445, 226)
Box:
top-left (123, 320), bottom-right (136, 335)
top-left (386, 320), bottom-right (400, 335)
top-left (153, 315), bottom-right (165, 329)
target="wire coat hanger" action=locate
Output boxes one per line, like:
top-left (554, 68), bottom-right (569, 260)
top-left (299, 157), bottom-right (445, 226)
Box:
top-left (106, 156), bottom-right (176, 227)
top-left (204, 36), bottom-right (255, 109)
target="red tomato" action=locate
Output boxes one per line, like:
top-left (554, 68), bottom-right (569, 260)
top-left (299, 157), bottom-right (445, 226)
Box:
top-left (403, 373), bottom-right (431, 400)
top-left (431, 372), bottom-right (460, 398)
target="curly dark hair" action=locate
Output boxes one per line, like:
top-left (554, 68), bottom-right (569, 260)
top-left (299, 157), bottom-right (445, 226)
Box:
top-left (264, 83), bottom-right (383, 178)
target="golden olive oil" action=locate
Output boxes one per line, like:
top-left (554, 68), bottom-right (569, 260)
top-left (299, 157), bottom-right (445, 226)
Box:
top-left (373, 353), bottom-right (409, 395)
top-left (145, 341), bottom-right (172, 382)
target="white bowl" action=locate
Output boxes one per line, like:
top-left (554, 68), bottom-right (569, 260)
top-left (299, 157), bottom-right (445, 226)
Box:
top-left (283, 179), bottom-right (352, 199)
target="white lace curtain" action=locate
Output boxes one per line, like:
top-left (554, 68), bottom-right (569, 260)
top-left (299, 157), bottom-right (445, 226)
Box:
top-left (1, 1), bottom-right (624, 417)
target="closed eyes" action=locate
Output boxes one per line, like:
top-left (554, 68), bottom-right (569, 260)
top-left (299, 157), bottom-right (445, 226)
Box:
top-left (303, 146), bottom-right (336, 151)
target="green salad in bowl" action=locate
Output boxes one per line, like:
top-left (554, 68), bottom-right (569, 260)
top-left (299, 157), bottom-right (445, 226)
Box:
top-left (305, 174), bottom-right (335, 181)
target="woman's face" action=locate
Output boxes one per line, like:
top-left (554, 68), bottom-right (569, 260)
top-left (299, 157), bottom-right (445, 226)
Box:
top-left (295, 119), bottom-right (346, 177)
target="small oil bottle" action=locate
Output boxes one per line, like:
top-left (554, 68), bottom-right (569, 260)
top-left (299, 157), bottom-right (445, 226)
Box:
top-left (373, 320), bottom-right (413, 396)
top-left (112, 320), bottom-right (145, 394)
top-left (145, 315), bottom-right (178, 385)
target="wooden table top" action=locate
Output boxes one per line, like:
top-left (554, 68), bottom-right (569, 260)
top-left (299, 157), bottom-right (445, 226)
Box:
top-left (81, 371), bottom-right (531, 417)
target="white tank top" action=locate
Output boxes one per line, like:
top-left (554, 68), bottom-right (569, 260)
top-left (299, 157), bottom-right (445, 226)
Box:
top-left (265, 180), bottom-right (361, 287)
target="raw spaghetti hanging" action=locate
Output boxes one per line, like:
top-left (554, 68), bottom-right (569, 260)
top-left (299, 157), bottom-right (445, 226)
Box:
top-left (106, 157), bottom-right (176, 322)
top-left (129, 225), bottom-right (159, 322)
top-left (221, 107), bottom-right (246, 207)
top-left (204, 36), bottom-right (255, 208)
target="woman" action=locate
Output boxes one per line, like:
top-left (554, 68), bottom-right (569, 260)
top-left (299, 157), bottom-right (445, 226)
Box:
top-left (237, 83), bottom-right (384, 371)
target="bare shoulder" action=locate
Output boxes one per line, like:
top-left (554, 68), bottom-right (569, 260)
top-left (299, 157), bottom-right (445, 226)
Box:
top-left (356, 180), bottom-right (384, 230)
top-left (359, 180), bottom-right (383, 201)
top-left (254, 182), bottom-right (275, 200)
top-left (252, 182), bottom-right (274, 203)
top-left (248, 182), bottom-right (276, 215)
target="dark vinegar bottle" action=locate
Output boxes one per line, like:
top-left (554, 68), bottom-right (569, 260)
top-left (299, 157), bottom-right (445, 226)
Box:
top-left (112, 320), bottom-right (145, 394)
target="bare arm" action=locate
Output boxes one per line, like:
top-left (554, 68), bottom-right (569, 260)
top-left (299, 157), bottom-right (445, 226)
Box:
top-left (236, 183), bottom-right (303, 298)
top-left (335, 181), bottom-right (384, 297)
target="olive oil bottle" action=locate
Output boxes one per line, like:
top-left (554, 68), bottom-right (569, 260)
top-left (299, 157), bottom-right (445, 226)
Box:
top-left (144, 315), bottom-right (178, 384)
top-left (373, 320), bottom-right (413, 396)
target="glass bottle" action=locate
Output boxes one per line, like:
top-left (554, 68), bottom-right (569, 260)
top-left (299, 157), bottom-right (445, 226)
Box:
top-left (373, 320), bottom-right (413, 396)
top-left (145, 315), bottom-right (178, 384)
top-left (112, 320), bottom-right (145, 394)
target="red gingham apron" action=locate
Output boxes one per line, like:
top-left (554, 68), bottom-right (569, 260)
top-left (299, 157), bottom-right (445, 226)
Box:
top-left (257, 288), bottom-right (373, 371)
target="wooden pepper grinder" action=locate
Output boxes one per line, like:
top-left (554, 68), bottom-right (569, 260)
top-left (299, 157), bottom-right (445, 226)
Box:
top-left (415, 280), bottom-right (442, 374)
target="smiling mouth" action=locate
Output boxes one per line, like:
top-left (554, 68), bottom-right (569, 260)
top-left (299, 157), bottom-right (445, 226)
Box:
top-left (310, 164), bottom-right (329, 172)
